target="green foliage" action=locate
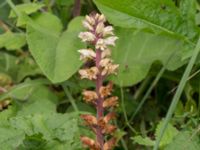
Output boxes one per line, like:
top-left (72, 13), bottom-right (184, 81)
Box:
top-left (27, 13), bottom-right (84, 83)
top-left (0, 0), bottom-right (200, 149)
top-left (111, 28), bottom-right (185, 86)
top-left (9, 2), bottom-right (44, 18)
top-left (132, 120), bottom-right (178, 148)
top-left (94, 0), bottom-right (199, 41)
top-left (0, 32), bottom-right (26, 50)
top-left (0, 112), bottom-right (81, 150)
top-left (165, 131), bottom-right (200, 150)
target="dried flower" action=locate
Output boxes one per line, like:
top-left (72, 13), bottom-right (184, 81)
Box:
top-left (99, 82), bottom-right (113, 98)
top-left (98, 112), bottom-right (116, 125)
top-left (102, 63), bottom-right (119, 76)
top-left (82, 90), bottom-right (98, 103)
top-left (103, 138), bottom-right (117, 150)
top-left (103, 96), bottom-right (119, 108)
top-left (81, 136), bottom-right (100, 150)
top-left (81, 114), bottom-right (97, 126)
top-left (102, 124), bottom-right (117, 134)
top-left (79, 67), bottom-right (99, 80)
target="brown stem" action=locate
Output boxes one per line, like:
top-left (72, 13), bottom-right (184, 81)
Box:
top-left (0, 20), bottom-right (10, 32)
top-left (95, 49), bottom-right (104, 149)
top-left (73, 0), bottom-right (81, 17)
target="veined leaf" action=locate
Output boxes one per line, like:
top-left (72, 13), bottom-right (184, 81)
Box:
top-left (94, 0), bottom-right (199, 42)
top-left (111, 28), bottom-right (185, 86)
top-left (27, 13), bottom-right (84, 83)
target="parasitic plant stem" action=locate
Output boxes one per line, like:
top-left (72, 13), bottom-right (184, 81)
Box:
top-left (95, 49), bottom-right (104, 149)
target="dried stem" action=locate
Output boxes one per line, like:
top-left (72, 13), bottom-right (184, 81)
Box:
top-left (73, 0), bottom-right (81, 17)
top-left (0, 20), bottom-right (10, 32)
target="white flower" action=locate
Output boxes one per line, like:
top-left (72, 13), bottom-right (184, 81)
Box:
top-left (104, 36), bottom-right (118, 46)
top-left (78, 32), bottom-right (95, 42)
top-left (95, 39), bottom-right (107, 51)
top-left (82, 20), bottom-right (93, 30)
top-left (103, 26), bottom-right (114, 36)
top-left (78, 49), bottom-right (96, 61)
top-left (85, 15), bottom-right (95, 25)
top-left (98, 14), bottom-right (106, 22)
top-left (95, 14), bottom-right (100, 20)
top-left (96, 22), bottom-right (104, 34)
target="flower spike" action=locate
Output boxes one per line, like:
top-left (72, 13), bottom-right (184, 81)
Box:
top-left (78, 13), bottom-right (119, 150)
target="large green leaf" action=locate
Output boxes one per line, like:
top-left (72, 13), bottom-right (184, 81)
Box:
top-left (94, 0), bottom-right (199, 42)
top-left (94, 0), bottom-right (200, 62)
top-left (26, 13), bottom-right (84, 83)
top-left (111, 28), bottom-right (185, 86)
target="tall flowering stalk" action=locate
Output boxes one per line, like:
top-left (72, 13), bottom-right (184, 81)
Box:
top-left (78, 13), bottom-right (119, 150)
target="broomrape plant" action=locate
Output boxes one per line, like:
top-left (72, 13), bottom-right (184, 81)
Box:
top-left (78, 13), bottom-right (119, 150)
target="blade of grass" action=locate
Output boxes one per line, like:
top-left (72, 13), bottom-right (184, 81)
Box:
top-left (120, 84), bottom-right (137, 133)
top-left (6, 0), bottom-right (20, 17)
top-left (129, 66), bottom-right (166, 123)
top-left (153, 37), bottom-right (200, 150)
top-left (126, 49), bottom-right (183, 128)
top-left (61, 83), bottom-right (79, 113)
top-left (133, 75), bottom-right (152, 100)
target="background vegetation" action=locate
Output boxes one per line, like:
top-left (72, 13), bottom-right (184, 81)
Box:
top-left (0, 0), bottom-right (200, 149)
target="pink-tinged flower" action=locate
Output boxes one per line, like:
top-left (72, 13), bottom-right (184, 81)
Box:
top-left (104, 36), bottom-right (118, 46)
top-left (95, 39), bottom-right (106, 51)
top-left (82, 20), bottom-right (93, 30)
top-left (103, 26), bottom-right (114, 37)
top-left (96, 22), bottom-right (104, 34)
top-left (85, 15), bottom-right (95, 25)
top-left (78, 49), bottom-right (96, 61)
top-left (78, 32), bottom-right (95, 42)
top-left (98, 14), bottom-right (106, 22)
